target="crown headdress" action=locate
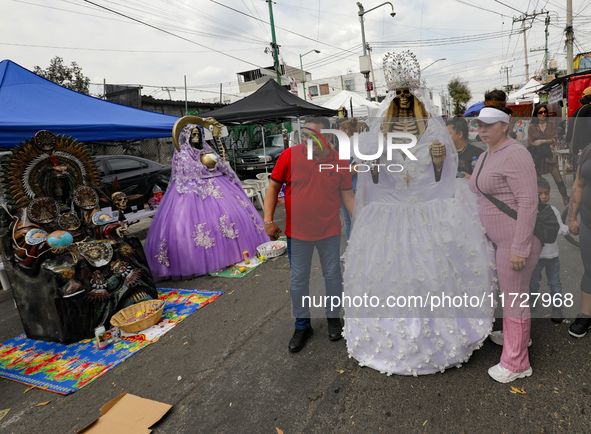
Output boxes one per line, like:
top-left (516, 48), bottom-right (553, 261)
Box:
top-left (383, 51), bottom-right (421, 91)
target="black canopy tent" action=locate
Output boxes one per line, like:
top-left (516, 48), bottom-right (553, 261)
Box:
top-left (200, 79), bottom-right (337, 124)
top-left (200, 79), bottom-right (338, 174)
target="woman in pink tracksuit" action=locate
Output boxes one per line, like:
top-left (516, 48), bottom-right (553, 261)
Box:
top-left (469, 90), bottom-right (541, 384)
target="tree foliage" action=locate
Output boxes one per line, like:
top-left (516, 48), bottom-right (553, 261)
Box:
top-left (33, 56), bottom-right (90, 94)
top-left (447, 77), bottom-right (472, 116)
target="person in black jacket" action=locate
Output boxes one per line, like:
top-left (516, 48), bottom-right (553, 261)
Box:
top-left (566, 87), bottom-right (591, 170)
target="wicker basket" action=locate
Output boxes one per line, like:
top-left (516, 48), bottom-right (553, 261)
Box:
top-left (110, 299), bottom-right (165, 333)
top-left (257, 240), bottom-right (287, 259)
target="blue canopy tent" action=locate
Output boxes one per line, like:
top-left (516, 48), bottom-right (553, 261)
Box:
top-left (463, 101), bottom-right (484, 117)
top-left (0, 60), bottom-right (179, 147)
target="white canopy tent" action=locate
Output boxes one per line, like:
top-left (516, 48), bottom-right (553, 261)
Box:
top-left (321, 90), bottom-right (380, 118)
top-left (507, 78), bottom-right (543, 104)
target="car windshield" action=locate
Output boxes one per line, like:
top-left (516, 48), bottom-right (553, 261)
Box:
top-left (265, 135), bottom-right (284, 147)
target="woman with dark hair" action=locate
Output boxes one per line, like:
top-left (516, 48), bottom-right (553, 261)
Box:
top-left (528, 104), bottom-right (569, 205)
top-left (469, 89), bottom-right (541, 383)
top-left (446, 115), bottom-right (483, 178)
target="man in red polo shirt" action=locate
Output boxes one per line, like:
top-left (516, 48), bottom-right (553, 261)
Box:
top-left (264, 117), bottom-right (354, 353)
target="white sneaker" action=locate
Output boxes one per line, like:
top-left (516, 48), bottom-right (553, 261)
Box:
top-left (489, 330), bottom-right (532, 347)
top-left (488, 363), bottom-right (533, 383)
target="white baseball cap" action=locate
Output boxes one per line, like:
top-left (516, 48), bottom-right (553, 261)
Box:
top-left (472, 107), bottom-right (510, 125)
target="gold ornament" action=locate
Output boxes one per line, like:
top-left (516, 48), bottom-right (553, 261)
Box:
top-left (61, 268), bottom-right (75, 280)
top-left (200, 153), bottom-right (217, 169)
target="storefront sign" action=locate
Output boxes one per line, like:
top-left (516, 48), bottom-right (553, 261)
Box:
top-left (548, 85), bottom-right (562, 104)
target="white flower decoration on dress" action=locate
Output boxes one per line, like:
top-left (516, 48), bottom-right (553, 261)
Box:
top-left (156, 239), bottom-right (170, 267)
top-left (192, 223), bottom-right (215, 249)
top-left (219, 215), bottom-right (239, 239)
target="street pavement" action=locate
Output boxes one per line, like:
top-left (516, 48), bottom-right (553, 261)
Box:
top-left (1, 173), bottom-right (590, 433)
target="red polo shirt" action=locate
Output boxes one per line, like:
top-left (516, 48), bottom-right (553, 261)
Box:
top-left (271, 143), bottom-right (353, 241)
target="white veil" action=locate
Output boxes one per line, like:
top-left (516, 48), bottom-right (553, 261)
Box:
top-left (352, 86), bottom-right (459, 217)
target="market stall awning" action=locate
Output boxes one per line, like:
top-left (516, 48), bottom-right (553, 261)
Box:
top-left (463, 101), bottom-right (484, 117)
top-left (199, 79), bottom-right (338, 124)
top-left (321, 90), bottom-right (380, 118)
top-left (0, 60), bottom-right (179, 147)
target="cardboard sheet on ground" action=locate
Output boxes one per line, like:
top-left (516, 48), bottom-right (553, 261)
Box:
top-left (77, 393), bottom-right (172, 434)
top-left (0, 288), bottom-right (222, 394)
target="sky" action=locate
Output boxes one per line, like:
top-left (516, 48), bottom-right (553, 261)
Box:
top-left (3, 0), bottom-right (591, 106)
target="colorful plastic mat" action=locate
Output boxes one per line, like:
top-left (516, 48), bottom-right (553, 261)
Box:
top-left (0, 288), bottom-right (222, 395)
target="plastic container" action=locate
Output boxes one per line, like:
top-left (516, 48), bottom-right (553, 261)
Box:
top-left (152, 184), bottom-right (163, 203)
top-left (95, 325), bottom-right (108, 350)
top-left (111, 326), bottom-right (122, 343)
top-left (257, 241), bottom-right (287, 259)
top-left (471, 156), bottom-right (478, 169)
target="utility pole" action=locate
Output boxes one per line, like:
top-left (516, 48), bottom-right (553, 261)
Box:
top-left (358, 8), bottom-right (371, 100)
top-left (566, 0), bottom-right (574, 74)
top-left (367, 44), bottom-right (378, 101)
top-left (522, 19), bottom-right (529, 80)
top-left (357, 2), bottom-right (395, 100)
top-left (513, 11), bottom-right (545, 81)
top-left (500, 66), bottom-right (512, 91)
top-left (184, 75), bottom-right (188, 115)
top-left (267, 0), bottom-right (281, 85)
top-left (531, 13), bottom-right (550, 81)
top-left (162, 87), bottom-right (175, 100)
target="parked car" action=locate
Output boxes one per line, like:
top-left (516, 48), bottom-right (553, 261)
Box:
top-left (235, 134), bottom-right (288, 176)
top-left (94, 155), bottom-right (171, 207)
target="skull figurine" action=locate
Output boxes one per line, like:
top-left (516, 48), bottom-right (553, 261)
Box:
top-left (111, 192), bottom-right (128, 211)
top-left (396, 88), bottom-right (412, 109)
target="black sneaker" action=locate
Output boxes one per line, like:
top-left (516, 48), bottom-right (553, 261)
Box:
top-left (327, 318), bottom-right (343, 341)
top-left (568, 314), bottom-right (591, 338)
top-left (551, 307), bottom-right (563, 324)
top-left (288, 327), bottom-right (313, 352)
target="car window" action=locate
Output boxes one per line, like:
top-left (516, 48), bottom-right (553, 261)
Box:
top-left (95, 160), bottom-right (107, 177)
top-left (108, 158), bottom-right (148, 174)
top-left (265, 135), bottom-right (284, 147)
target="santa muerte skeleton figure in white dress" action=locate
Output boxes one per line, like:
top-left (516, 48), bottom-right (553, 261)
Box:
top-left (343, 52), bottom-right (496, 376)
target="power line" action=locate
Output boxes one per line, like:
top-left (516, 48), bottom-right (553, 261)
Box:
top-left (493, 0), bottom-right (525, 15)
top-left (371, 29), bottom-right (522, 48)
top-left (82, 0), bottom-right (262, 68)
top-left (0, 41), bottom-right (261, 54)
top-left (454, 0), bottom-right (507, 17)
top-left (208, 0), bottom-right (358, 53)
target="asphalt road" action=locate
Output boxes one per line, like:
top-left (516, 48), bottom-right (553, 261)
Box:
top-left (1, 172), bottom-right (590, 433)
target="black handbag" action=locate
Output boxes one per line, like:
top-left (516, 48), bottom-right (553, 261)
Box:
top-left (475, 153), bottom-right (560, 245)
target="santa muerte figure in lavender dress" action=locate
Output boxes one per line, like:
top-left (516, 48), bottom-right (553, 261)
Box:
top-left (145, 116), bottom-right (269, 281)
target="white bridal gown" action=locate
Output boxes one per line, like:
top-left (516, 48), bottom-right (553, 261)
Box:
top-left (343, 87), bottom-right (496, 376)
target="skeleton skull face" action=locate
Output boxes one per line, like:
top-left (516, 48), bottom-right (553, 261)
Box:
top-left (190, 127), bottom-right (203, 149)
top-left (111, 192), bottom-right (128, 210)
top-left (396, 88), bottom-right (412, 109)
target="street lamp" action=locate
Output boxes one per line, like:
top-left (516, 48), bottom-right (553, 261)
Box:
top-left (357, 2), bottom-right (395, 100)
top-left (421, 58), bottom-right (446, 72)
top-left (299, 49), bottom-right (320, 101)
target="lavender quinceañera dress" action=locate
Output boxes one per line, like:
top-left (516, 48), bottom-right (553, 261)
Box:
top-left (145, 124), bottom-right (269, 280)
